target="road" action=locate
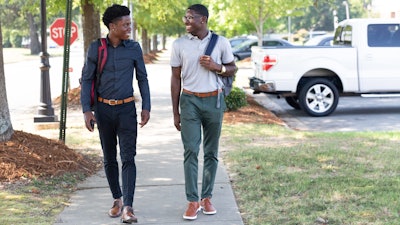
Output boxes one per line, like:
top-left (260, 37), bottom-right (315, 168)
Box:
top-left (4, 47), bottom-right (84, 130)
top-left (5, 47), bottom-right (83, 111)
top-left (235, 67), bottom-right (400, 132)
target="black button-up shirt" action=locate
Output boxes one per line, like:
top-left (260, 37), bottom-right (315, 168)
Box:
top-left (81, 37), bottom-right (151, 113)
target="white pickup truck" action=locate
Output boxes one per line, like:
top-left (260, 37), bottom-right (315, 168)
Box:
top-left (249, 18), bottom-right (400, 116)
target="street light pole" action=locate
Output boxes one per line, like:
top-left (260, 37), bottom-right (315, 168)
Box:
top-left (343, 1), bottom-right (350, 20)
top-left (34, 0), bottom-right (57, 123)
top-left (333, 10), bottom-right (338, 30)
top-left (287, 10), bottom-right (292, 42)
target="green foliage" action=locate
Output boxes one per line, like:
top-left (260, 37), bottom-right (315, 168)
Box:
top-left (225, 86), bottom-right (247, 111)
top-left (9, 30), bottom-right (22, 48)
top-left (133, 0), bottom-right (187, 36)
top-left (2, 29), bottom-right (12, 48)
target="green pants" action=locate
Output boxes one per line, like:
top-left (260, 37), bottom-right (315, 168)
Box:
top-left (180, 92), bottom-right (226, 202)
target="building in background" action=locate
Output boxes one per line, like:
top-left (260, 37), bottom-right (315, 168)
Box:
top-left (371, 0), bottom-right (400, 18)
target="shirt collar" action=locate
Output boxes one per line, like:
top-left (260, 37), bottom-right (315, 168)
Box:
top-left (187, 31), bottom-right (212, 40)
top-left (105, 36), bottom-right (128, 47)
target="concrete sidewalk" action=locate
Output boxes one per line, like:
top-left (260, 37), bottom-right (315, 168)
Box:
top-left (51, 50), bottom-right (244, 225)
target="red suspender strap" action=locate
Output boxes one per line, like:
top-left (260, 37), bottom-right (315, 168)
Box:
top-left (97, 38), bottom-right (107, 74)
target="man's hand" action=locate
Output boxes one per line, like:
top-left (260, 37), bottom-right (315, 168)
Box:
top-left (84, 111), bottom-right (96, 132)
top-left (139, 110), bottom-right (150, 128)
top-left (173, 113), bottom-right (181, 131)
top-left (199, 55), bottom-right (219, 72)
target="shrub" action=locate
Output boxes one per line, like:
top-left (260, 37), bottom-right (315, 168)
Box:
top-left (225, 87), bottom-right (247, 111)
top-left (10, 30), bottom-right (22, 48)
top-left (2, 29), bottom-right (12, 48)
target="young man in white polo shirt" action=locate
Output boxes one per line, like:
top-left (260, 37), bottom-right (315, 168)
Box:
top-left (170, 3), bottom-right (237, 221)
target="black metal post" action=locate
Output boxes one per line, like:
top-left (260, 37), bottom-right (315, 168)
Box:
top-left (34, 0), bottom-right (57, 123)
top-left (59, 0), bottom-right (73, 142)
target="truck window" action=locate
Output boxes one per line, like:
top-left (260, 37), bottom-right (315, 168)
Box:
top-left (368, 24), bottom-right (400, 47)
top-left (333, 26), bottom-right (343, 45)
top-left (333, 25), bottom-right (352, 46)
top-left (263, 41), bottom-right (282, 46)
top-left (342, 25), bottom-right (352, 46)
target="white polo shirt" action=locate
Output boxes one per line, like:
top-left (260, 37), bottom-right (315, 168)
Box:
top-left (170, 31), bottom-right (234, 93)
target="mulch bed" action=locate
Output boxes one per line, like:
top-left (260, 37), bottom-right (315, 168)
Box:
top-left (0, 131), bottom-right (100, 182)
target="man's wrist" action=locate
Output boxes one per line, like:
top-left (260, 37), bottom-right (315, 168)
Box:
top-left (216, 65), bottom-right (226, 74)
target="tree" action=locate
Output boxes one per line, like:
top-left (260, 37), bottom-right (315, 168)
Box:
top-left (207, 0), bottom-right (312, 46)
top-left (291, 0), bottom-right (372, 37)
top-left (80, 0), bottom-right (102, 57)
top-left (132, 0), bottom-right (187, 54)
top-left (0, 20), bottom-right (13, 142)
top-left (26, 12), bottom-right (41, 54)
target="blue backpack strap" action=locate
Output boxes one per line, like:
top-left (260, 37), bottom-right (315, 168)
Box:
top-left (204, 32), bottom-right (218, 56)
top-left (204, 32), bottom-right (224, 108)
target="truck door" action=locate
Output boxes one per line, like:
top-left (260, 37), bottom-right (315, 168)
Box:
top-left (358, 23), bottom-right (400, 92)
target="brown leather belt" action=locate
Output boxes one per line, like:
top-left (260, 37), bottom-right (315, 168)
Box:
top-left (97, 96), bottom-right (135, 106)
top-left (182, 89), bottom-right (220, 98)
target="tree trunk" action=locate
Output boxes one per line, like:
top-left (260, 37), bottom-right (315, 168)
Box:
top-left (132, 19), bottom-right (137, 41)
top-left (26, 13), bottom-right (41, 55)
top-left (141, 28), bottom-right (148, 55)
top-left (147, 38), bottom-right (151, 53)
top-left (152, 34), bottom-right (158, 52)
top-left (162, 34), bottom-right (166, 50)
top-left (0, 21), bottom-right (14, 142)
top-left (81, 0), bottom-right (101, 58)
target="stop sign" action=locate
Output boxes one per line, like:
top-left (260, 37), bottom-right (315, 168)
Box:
top-left (50, 18), bottom-right (78, 46)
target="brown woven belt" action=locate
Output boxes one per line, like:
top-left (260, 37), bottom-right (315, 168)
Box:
top-left (97, 96), bottom-right (135, 106)
top-left (182, 89), bottom-right (220, 98)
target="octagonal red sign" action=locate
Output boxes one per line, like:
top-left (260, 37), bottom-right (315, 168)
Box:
top-left (50, 18), bottom-right (78, 46)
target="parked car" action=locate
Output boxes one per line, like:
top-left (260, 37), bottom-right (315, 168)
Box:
top-left (232, 38), bottom-right (293, 61)
top-left (304, 34), bottom-right (334, 46)
top-left (229, 36), bottom-right (256, 48)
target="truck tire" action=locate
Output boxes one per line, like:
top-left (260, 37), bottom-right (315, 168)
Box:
top-left (285, 96), bottom-right (301, 110)
top-left (298, 78), bottom-right (339, 117)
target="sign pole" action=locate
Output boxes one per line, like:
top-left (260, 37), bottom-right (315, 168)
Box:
top-left (59, 0), bottom-right (73, 142)
top-left (34, 0), bottom-right (57, 123)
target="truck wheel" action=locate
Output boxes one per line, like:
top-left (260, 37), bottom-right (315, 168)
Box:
top-left (285, 96), bottom-right (301, 110)
top-left (298, 78), bottom-right (339, 117)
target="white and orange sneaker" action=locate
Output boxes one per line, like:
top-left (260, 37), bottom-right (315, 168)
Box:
top-left (183, 201), bottom-right (201, 220)
top-left (201, 197), bottom-right (217, 215)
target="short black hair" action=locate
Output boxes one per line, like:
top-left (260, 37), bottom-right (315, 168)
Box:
top-left (188, 4), bottom-right (209, 19)
top-left (102, 4), bottom-right (130, 29)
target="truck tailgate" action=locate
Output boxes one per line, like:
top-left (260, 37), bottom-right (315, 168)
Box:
top-left (251, 46), bottom-right (358, 93)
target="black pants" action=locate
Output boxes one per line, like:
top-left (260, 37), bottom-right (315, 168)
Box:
top-left (95, 101), bottom-right (137, 207)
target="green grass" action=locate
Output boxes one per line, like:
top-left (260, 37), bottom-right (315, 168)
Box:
top-left (0, 173), bottom-right (85, 225)
top-left (3, 112), bottom-right (400, 224)
top-left (221, 124), bottom-right (400, 225)
top-left (0, 124), bottom-right (100, 225)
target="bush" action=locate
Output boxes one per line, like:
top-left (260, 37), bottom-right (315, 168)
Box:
top-left (10, 30), bottom-right (22, 48)
top-left (2, 29), bottom-right (12, 48)
top-left (225, 87), bottom-right (247, 111)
